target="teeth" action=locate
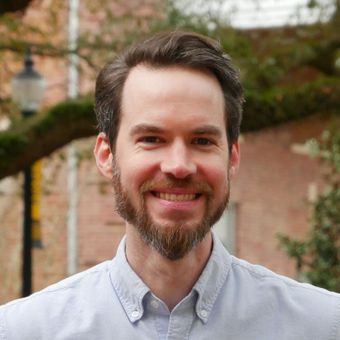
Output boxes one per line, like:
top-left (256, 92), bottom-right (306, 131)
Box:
top-left (156, 192), bottom-right (197, 201)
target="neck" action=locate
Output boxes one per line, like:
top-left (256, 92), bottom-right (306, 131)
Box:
top-left (125, 225), bottom-right (213, 311)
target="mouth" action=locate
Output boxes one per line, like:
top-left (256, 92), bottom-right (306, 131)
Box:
top-left (151, 191), bottom-right (201, 202)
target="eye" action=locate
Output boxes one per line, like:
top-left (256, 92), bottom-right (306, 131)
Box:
top-left (193, 137), bottom-right (213, 146)
top-left (139, 136), bottom-right (163, 144)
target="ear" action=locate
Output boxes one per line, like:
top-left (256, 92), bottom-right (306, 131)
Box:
top-left (94, 132), bottom-right (114, 179)
top-left (229, 142), bottom-right (240, 177)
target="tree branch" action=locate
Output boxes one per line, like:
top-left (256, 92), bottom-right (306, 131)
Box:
top-left (0, 0), bottom-right (33, 15)
top-left (0, 97), bottom-right (96, 179)
top-left (0, 77), bottom-right (339, 180)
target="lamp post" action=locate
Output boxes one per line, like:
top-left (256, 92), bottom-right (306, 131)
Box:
top-left (11, 50), bottom-right (45, 297)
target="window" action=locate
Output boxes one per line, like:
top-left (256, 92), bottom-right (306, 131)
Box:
top-left (213, 203), bottom-right (236, 254)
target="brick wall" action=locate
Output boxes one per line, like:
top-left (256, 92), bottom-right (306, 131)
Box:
top-left (0, 0), bottom-right (331, 304)
top-left (232, 115), bottom-right (327, 277)
top-left (0, 114), bottom-right (329, 303)
top-left (0, 0), bottom-right (163, 303)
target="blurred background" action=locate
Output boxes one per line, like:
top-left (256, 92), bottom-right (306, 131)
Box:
top-left (0, 0), bottom-right (339, 303)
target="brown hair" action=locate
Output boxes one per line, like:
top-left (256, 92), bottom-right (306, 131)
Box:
top-left (95, 31), bottom-right (244, 149)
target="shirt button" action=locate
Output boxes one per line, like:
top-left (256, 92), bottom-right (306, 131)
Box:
top-left (150, 300), bottom-right (159, 309)
top-left (131, 310), bottom-right (140, 318)
top-left (200, 309), bottom-right (208, 318)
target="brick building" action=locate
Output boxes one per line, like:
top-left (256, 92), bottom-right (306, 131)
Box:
top-left (0, 113), bottom-right (328, 304)
top-left (0, 0), bottom-right (331, 304)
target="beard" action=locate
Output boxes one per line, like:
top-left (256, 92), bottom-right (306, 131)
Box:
top-left (112, 163), bottom-right (230, 261)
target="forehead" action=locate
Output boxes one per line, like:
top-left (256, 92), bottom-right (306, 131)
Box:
top-left (119, 65), bottom-right (226, 132)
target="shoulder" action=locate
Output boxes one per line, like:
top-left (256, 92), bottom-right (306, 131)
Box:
top-left (0, 261), bottom-right (112, 339)
top-left (4, 260), bottom-right (111, 305)
top-left (230, 255), bottom-right (339, 298)
top-left (229, 256), bottom-right (340, 338)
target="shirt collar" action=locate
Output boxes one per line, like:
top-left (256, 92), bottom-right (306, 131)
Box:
top-left (109, 231), bottom-right (232, 324)
top-left (193, 231), bottom-right (232, 323)
top-left (109, 236), bottom-right (150, 323)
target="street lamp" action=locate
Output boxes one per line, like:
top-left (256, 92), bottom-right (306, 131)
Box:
top-left (11, 49), bottom-right (45, 297)
top-left (12, 50), bottom-right (45, 116)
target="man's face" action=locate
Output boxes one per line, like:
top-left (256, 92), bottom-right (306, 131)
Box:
top-left (97, 65), bottom-right (239, 260)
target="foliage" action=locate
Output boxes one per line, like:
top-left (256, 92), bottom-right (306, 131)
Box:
top-left (0, 1), bottom-right (33, 15)
top-left (243, 77), bottom-right (339, 131)
top-left (278, 126), bottom-right (340, 292)
top-left (0, 0), bottom-right (164, 118)
top-left (0, 0), bottom-right (339, 178)
top-left (0, 97), bottom-right (96, 179)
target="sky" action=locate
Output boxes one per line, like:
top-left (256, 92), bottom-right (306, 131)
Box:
top-left (175, 0), bottom-right (336, 28)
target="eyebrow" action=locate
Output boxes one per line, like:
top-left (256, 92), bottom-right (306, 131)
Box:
top-left (130, 123), bottom-right (223, 138)
top-left (191, 125), bottom-right (223, 137)
top-left (130, 124), bottom-right (165, 137)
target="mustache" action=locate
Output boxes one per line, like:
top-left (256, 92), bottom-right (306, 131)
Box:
top-left (140, 177), bottom-right (213, 194)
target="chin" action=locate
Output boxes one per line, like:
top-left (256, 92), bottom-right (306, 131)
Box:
top-left (151, 217), bottom-right (204, 230)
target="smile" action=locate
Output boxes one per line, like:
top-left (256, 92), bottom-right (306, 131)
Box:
top-left (152, 192), bottom-right (200, 201)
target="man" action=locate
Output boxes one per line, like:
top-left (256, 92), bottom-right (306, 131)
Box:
top-left (1, 31), bottom-right (339, 340)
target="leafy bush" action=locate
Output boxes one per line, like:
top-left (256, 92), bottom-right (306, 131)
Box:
top-left (278, 126), bottom-right (340, 292)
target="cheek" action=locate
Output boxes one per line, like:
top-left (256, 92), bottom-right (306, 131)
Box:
top-left (118, 158), bottom-right (158, 193)
top-left (201, 161), bottom-right (229, 193)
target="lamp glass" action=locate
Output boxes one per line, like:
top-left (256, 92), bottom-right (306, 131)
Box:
top-left (11, 77), bottom-right (45, 112)
top-left (11, 51), bottom-right (45, 113)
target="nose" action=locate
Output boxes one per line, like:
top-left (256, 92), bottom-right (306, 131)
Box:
top-left (160, 140), bottom-right (197, 179)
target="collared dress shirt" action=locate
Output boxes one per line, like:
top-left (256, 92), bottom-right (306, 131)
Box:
top-left (1, 232), bottom-right (340, 340)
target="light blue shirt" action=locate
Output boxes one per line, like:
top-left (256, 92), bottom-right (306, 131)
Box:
top-left (1, 232), bottom-right (340, 340)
